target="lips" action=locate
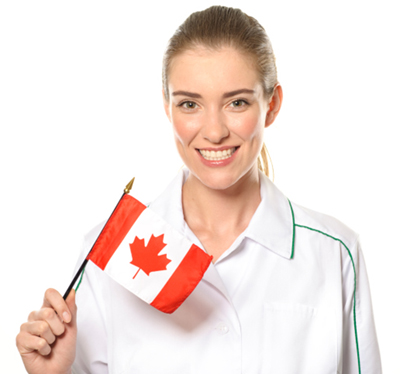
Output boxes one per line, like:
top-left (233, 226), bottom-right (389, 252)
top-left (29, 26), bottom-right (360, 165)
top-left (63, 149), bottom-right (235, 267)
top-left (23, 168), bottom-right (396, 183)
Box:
top-left (197, 147), bottom-right (238, 161)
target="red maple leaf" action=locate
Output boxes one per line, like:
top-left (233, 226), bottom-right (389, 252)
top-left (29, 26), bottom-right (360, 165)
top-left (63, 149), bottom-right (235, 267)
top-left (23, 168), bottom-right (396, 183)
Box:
top-left (129, 234), bottom-right (171, 279)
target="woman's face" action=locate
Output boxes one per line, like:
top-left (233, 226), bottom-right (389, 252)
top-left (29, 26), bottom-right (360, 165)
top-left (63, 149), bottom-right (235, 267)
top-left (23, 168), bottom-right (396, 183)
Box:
top-left (164, 46), bottom-right (279, 191)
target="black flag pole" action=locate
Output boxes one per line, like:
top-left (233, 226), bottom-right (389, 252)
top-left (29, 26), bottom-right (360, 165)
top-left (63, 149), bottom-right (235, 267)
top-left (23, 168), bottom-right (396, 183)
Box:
top-left (63, 177), bottom-right (135, 300)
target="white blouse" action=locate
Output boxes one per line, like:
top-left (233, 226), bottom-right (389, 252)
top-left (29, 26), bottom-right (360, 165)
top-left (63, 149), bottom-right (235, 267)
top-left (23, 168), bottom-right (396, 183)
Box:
top-left (72, 169), bottom-right (381, 374)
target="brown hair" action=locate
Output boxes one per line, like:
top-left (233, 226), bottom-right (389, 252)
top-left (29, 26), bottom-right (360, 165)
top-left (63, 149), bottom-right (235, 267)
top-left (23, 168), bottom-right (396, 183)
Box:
top-left (162, 6), bottom-right (277, 178)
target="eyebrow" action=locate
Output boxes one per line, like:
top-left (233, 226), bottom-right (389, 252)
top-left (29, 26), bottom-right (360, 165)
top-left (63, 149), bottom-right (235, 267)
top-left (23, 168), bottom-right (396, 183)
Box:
top-left (222, 89), bottom-right (255, 98)
top-left (171, 88), bottom-right (255, 99)
top-left (171, 90), bottom-right (202, 98)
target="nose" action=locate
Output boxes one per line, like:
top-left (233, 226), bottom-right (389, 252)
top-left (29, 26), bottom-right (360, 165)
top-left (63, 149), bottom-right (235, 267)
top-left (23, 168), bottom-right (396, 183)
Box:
top-left (201, 109), bottom-right (229, 144)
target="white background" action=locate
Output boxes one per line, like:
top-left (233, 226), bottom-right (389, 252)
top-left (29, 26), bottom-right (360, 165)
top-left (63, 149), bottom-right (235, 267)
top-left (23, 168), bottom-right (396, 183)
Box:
top-left (1, 0), bottom-right (399, 372)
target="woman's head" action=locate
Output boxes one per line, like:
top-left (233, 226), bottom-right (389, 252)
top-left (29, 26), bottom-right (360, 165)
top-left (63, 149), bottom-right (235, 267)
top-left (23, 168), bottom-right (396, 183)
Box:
top-left (162, 6), bottom-right (281, 184)
top-left (162, 6), bottom-right (278, 103)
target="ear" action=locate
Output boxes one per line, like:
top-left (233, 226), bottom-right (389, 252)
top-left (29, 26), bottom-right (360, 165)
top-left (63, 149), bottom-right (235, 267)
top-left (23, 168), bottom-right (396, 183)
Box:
top-left (265, 84), bottom-right (283, 128)
top-left (162, 89), bottom-right (172, 122)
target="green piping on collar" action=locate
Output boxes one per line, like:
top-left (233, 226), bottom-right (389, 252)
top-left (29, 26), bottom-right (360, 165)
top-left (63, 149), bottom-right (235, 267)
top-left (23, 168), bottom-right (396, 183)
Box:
top-left (75, 263), bottom-right (86, 293)
top-left (287, 199), bottom-right (295, 259)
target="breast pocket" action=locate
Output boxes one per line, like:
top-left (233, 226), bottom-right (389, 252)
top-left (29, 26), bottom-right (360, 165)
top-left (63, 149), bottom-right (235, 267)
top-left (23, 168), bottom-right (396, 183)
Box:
top-left (263, 302), bottom-right (337, 374)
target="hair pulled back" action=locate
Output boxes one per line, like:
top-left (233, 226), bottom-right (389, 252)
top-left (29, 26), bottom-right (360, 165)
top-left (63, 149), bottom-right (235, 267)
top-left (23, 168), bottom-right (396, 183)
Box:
top-left (162, 6), bottom-right (277, 178)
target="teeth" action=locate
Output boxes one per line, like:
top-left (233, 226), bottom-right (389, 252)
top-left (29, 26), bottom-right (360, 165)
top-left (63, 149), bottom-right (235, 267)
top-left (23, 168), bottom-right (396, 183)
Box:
top-left (199, 147), bottom-right (237, 161)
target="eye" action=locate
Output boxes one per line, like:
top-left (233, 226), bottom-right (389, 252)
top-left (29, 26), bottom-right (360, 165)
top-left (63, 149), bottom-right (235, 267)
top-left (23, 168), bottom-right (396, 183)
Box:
top-left (230, 99), bottom-right (248, 108)
top-left (179, 101), bottom-right (198, 110)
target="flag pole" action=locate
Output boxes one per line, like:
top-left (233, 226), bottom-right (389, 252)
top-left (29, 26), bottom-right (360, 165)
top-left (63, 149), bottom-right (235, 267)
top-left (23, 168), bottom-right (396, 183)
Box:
top-left (63, 177), bottom-right (135, 300)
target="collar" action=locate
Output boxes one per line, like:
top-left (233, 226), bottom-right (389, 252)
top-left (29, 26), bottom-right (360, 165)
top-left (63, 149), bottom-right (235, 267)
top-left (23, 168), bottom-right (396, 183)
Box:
top-left (149, 168), bottom-right (295, 260)
top-left (147, 168), bottom-right (188, 237)
top-left (245, 172), bottom-right (295, 259)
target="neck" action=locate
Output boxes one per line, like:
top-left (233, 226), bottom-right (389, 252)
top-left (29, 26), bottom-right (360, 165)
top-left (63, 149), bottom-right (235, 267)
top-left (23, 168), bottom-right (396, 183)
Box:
top-left (182, 166), bottom-right (262, 236)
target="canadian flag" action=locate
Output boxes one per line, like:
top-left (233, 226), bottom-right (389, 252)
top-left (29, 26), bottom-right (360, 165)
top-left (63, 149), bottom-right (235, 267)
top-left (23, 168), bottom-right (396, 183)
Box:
top-left (87, 194), bottom-right (213, 314)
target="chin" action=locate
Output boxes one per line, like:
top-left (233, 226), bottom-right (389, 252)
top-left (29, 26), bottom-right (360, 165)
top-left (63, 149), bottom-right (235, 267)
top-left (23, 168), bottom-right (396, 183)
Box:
top-left (203, 179), bottom-right (237, 191)
top-left (192, 168), bottom-right (249, 191)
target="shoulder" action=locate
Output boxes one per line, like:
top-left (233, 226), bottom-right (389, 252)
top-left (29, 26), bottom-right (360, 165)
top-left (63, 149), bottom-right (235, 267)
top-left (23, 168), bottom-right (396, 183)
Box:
top-left (290, 200), bottom-right (359, 252)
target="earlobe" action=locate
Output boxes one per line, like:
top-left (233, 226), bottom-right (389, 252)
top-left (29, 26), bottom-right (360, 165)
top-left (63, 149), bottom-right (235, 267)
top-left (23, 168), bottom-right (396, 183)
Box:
top-left (265, 84), bottom-right (283, 128)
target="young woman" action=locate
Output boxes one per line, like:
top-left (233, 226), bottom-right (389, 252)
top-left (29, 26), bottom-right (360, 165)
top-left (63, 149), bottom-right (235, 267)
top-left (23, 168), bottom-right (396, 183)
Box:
top-left (16, 6), bottom-right (381, 373)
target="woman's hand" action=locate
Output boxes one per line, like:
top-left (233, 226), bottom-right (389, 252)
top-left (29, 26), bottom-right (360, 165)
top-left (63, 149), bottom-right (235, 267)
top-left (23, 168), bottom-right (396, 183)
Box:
top-left (16, 288), bottom-right (77, 374)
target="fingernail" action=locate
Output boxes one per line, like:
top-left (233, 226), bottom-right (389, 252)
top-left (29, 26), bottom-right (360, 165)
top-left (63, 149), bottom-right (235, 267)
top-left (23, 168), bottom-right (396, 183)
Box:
top-left (62, 311), bottom-right (71, 323)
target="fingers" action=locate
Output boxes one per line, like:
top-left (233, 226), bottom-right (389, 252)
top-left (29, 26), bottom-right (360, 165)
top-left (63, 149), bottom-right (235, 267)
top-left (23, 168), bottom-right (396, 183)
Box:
top-left (21, 320), bottom-right (56, 345)
top-left (43, 288), bottom-right (72, 323)
top-left (65, 289), bottom-right (77, 335)
top-left (26, 288), bottom-right (76, 340)
top-left (16, 330), bottom-right (52, 356)
top-left (65, 289), bottom-right (77, 324)
top-left (28, 306), bottom-right (66, 336)
top-left (17, 320), bottom-right (55, 356)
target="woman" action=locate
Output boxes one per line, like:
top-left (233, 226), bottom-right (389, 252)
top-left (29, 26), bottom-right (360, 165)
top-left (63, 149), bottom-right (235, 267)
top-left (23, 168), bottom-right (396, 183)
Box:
top-left (16, 6), bottom-right (381, 373)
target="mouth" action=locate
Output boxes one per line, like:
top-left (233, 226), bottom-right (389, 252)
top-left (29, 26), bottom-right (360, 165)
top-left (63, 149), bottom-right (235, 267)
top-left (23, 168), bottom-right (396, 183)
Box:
top-left (197, 147), bottom-right (239, 161)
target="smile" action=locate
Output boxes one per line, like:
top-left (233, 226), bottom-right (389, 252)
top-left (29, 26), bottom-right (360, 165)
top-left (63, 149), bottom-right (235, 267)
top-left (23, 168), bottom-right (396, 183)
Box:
top-left (198, 147), bottom-right (238, 161)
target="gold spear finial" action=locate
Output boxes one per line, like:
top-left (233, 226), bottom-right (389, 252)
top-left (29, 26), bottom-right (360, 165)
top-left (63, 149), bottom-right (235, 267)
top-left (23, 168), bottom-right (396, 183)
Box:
top-left (124, 177), bottom-right (135, 194)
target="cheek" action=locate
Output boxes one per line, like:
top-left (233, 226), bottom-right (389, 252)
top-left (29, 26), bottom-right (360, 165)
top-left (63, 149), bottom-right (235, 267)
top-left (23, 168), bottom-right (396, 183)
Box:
top-left (172, 115), bottom-right (199, 145)
top-left (230, 112), bottom-right (265, 140)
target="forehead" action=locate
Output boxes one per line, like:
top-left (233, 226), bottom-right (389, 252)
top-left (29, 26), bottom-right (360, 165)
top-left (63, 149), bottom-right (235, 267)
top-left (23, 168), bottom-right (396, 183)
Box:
top-left (168, 46), bottom-right (262, 95)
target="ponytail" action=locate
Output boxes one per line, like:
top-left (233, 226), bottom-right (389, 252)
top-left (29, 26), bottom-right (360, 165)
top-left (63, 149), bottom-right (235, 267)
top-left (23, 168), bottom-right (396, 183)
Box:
top-left (257, 143), bottom-right (274, 180)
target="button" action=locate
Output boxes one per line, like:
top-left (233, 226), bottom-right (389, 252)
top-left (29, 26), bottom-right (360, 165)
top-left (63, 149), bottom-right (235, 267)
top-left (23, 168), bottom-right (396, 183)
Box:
top-left (215, 322), bottom-right (229, 335)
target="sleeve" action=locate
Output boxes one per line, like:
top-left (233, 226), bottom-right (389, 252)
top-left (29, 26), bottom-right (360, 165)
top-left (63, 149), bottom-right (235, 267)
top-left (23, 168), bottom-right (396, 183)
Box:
top-left (71, 223), bottom-right (109, 374)
top-left (342, 238), bottom-right (382, 374)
